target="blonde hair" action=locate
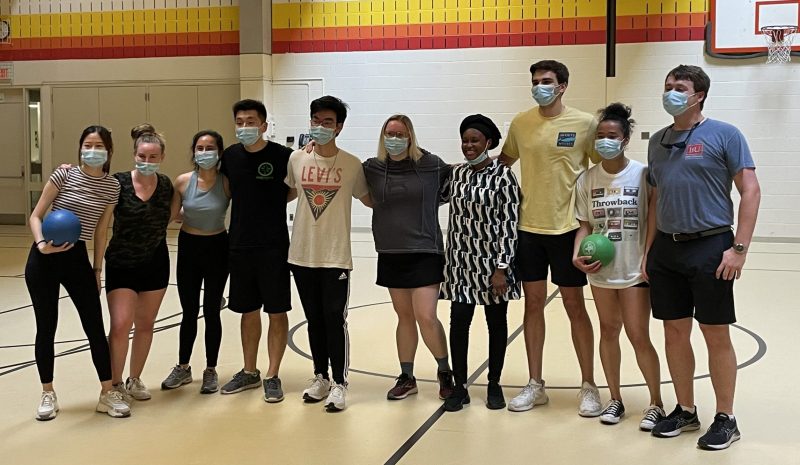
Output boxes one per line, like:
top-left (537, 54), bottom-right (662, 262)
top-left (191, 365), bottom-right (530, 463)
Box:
top-left (376, 114), bottom-right (423, 162)
top-left (131, 123), bottom-right (166, 154)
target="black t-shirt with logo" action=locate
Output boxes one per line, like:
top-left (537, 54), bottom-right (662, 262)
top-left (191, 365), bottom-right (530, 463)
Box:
top-left (221, 141), bottom-right (292, 250)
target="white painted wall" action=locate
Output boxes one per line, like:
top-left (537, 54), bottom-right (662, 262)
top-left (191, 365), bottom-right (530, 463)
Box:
top-left (271, 41), bottom-right (800, 239)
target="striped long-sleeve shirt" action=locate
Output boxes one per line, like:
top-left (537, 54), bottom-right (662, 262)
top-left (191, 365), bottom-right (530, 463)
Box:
top-left (50, 167), bottom-right (120, 242)
top-left (440, 160), bottom-right (521, 305)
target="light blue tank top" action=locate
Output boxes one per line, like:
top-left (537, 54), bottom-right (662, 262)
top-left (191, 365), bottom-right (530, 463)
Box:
top-left (182, 171), bottom-right (229, 232)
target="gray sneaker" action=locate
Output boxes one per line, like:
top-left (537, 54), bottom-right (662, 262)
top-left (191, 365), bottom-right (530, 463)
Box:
top-left (200, 368), bottom-right (219, 394)
top-left (112, 382), bottom-right (133, 404)
top-left (263, 376), bottom-right (285, 403)
top-left (220, 369), bottom-right (261, 394)
top-left (161, 365), bottom-right (192, 390)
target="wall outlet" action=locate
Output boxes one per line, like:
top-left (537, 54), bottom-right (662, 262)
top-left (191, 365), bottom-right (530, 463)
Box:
top-left (289, 213), bottom-right (294, 221)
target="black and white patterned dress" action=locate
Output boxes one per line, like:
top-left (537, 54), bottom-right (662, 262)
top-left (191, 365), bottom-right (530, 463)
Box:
top-left (441, 160), bottom-right (521, 305)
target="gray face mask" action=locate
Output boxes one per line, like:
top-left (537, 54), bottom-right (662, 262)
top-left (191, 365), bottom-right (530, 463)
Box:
top-left (236, 127), bottom-right (261, 146)
top-left (384, 136), bottom-right (409, 156)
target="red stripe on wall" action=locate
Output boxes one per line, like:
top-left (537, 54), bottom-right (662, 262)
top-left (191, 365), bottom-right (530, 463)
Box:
top-left (0, 32), bottom-right (239, 61)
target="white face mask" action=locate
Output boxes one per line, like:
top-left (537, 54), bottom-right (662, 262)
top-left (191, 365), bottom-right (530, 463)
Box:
top-left (81, 149), bottom-right (108, 167)
top-left (662, 90), bottom-right (698, 116)
top-left (464, 141), bottom-right (491, 166)
top-left (194, 150), bottom-right (219, 169)
top-left (594, 138), bottom-right (624, 160)
top-left (384, 136), bottom-right (409, 156)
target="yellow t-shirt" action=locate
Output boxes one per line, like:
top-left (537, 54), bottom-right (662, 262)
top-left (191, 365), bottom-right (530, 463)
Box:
top-left (502, 105), bottom-right (600, 235)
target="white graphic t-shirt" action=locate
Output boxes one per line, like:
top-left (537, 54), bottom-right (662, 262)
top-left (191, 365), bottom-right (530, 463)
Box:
top-left (575, 159), bottom-right (649, 289)
top-left (285, 148), bottom-right (369, 270)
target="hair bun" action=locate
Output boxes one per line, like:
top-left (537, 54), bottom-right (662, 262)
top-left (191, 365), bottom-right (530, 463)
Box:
top-left (601, 103), bottom-right (631, 120)
top-left (131, 123), bottom-right (157, 140)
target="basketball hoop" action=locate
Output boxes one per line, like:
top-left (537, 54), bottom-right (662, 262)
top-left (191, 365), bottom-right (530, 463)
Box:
top-left (761, 25), bottom-right (796, 64)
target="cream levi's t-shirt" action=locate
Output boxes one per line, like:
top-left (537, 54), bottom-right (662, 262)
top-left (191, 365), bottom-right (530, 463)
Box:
top-left (575, 159), bottom-right (649, 289)
top-left (285, 148), bottom-right (369, 270)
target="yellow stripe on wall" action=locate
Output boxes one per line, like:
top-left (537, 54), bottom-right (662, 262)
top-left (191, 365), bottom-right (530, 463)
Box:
top-left (7, 6), bottom-right (239, 39)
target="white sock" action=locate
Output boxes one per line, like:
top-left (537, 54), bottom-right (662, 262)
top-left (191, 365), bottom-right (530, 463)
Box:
top-left (680, 404), bottom-right (696, 414)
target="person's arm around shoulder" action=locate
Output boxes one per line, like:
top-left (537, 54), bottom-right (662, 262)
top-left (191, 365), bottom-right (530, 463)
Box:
top-left (491, 167), bottom-right (519, 296)
top-left (497, 119), bottom-right (520, 166)
top-left (716, 168), bottom-right (760, 280)
top-left (352, 157), bottom-right (373, 208)
top-left (285, 150), bottom-right (298, 203)
top-left (92, 204), bottom-right (115, 292)
top-left (585, 117), bottom-right (601, 165)
top-left (170, 172), bottom-right (190, 223)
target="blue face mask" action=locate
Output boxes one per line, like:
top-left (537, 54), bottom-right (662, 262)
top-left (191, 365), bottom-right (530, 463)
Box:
top-left (465, 141), bottom-right (491, 166)
top-left (194, 150), bottom-right (219, 170)
top-left (236, 127), bottom-right (261, 146)
top-left (309, 126), bottom-right (336, 145)
top-left (135, 161), bottom-right (160, 176)
top-left (531, 84), bottom-right (560, 106)
top-left (594, 138), bottom-right (624, 160)
top-left (662, 90), bottom-right (697, 116)
top-left (384, 136), bottom-right (409, 156)
top-left (81, 149), bottom-right (107, 167)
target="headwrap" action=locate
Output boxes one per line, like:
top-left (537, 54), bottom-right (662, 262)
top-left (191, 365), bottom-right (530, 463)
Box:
top-left (459, 114), bottom-right (502, 150)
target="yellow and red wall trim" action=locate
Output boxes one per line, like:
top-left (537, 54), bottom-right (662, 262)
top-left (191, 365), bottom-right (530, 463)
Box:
top-left (271, 0), bottom-right (708, 53)
top-left (0, 6), bottom-right (239, 61)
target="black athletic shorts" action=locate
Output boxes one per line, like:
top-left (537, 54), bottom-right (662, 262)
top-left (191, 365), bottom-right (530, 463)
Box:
top-left (376, 252), bottom-right (444, 288)
top-left (646, 230), bottom-right (735, 325)
top-left (516, 229), bottom-right (587, 287)
top-left (228, 247), bottom-right (291, 314)
top-left (106, 241), bottom-right (170, 293)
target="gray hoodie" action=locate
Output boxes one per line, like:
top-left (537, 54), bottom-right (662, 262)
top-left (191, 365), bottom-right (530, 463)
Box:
top-left (363, 150), bottom-right (452, 254)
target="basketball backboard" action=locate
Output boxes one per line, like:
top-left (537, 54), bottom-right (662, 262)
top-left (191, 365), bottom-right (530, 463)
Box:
top-left (709, 0), bottom-right (799, 54)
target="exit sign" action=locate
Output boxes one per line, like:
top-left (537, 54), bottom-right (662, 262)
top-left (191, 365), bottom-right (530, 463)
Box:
top-left (0, 62), bottom-right (12, 82)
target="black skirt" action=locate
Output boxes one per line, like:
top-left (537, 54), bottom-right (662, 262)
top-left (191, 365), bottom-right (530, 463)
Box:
top-left (376, 253), bottom-right (444, 289)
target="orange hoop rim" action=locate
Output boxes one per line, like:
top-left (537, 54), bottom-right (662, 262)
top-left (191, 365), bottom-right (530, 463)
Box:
top-left (761, 25), bottom-right (797, 41)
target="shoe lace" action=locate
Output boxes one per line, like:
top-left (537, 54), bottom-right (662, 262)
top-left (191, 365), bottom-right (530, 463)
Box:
top-left (708, 414), bottom-right (728, 432)
top-left (330, 384), bottom-right (344, 398)
top-left (107, 390), bottom-right (126, 403)
top-left (643, 406), bottom-right (662, 422)
top-left (265, 377), bottom-right (280, 390)
top-left (578, 386), bottom-right (600, 403)
top-left (519, 383), bottom-right (535, 398)
top-left (203, 369), bottom-right (216, 383)
top-left (603, 400), bottom-right (622, 415)
top-left (41, 392), bottom-right (54, 407)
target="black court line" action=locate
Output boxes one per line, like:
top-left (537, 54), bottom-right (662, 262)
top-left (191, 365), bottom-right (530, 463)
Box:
top-left (382, 289), bottom-right (560, 465)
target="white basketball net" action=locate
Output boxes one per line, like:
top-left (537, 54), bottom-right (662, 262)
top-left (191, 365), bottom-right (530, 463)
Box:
top-left (762, 25), bottom-right (796, 64)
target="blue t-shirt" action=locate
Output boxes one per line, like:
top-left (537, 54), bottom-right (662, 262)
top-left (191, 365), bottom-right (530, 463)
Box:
top-left (647, 118), bottom-right (755, 234)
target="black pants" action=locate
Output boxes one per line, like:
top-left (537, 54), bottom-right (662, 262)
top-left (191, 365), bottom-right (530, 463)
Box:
top-left (176, 230), bottom-right (229, 367)
top-left (291, 265), bottom-right (350, 385)
top-left (449, 301), bottom-right (509, 387)
top-left (24, 241), bottom-right (112, 384)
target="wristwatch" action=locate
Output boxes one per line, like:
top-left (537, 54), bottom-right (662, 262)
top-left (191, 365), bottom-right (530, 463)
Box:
top-left (733, 243), bottom-right (747, 254)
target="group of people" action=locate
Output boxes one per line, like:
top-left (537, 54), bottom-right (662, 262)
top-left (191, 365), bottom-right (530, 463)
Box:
top-left (25, 60), bottom-right (759, 451)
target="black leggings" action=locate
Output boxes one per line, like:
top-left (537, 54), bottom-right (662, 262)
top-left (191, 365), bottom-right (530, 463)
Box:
top-left (24, 241), bottom-right (112, 384)
top-left (291, 265), bottom-right (350, 385)
top-left (176, 230), bottom-right (229, 367)
top-left (449, 301), bottom-right (509, 387)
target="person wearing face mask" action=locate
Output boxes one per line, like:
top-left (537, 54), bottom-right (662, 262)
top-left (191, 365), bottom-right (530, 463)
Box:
top-left (572, 103), bottom-right (664, 429)
top-left (499, 60), bottom-right (603, 417)
top-left (160, 130), bottom-right (231, 394)
top-left (105, 124), bottom-right (177, 405)
top-left (645, 65), bottom-right (760, 450)
top-left (440, 114), bottom-right (520, 412)
top-left (25, 125), bottom-right (130, 420)
top-left (217, 100), bottom-right (294, 403)
top-left (285, 96), bottom-right (371, 412)
top-left (362, 115), bottom-right (455, 402)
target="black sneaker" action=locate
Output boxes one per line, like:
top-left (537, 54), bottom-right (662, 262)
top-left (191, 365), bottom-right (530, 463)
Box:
top-left (600, 399), bottom-right (625, 425)
top-left (486, 381), bottom-right (505, 410)
top-left (697, 413), bottom-right (741, 450)
top-left (443, 386), bottom-right (470, 412)
top-left (437, 370), bottom-right (455, 400)
top-left (651, 404), bottom-right (701, 438)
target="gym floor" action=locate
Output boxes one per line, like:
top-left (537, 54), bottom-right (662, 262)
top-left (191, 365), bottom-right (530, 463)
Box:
top-left (0, 226), bottom-right (797, 464)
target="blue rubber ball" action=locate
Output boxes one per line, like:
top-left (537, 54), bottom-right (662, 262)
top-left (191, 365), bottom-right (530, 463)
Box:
top-left (42, 210), bottom-right (82, 246)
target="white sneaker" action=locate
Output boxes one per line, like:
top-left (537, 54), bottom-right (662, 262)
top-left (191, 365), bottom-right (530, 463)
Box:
top-left (508, 379), bottom-right (548, 412)
top-left (97, 390), bottom-right (132, 418)
top-left (578, 381), bottom-right (602, 417)
top-left (112, 382), bottom-right (133, 404)
top-left (640, 405), bottom-right (666, 431)
top-left (302, 374), bottom-right (330, 403)
top-left (325, 383), bottom-right (347, 412)
top-left (36, 391), bottom-right (59, 421)
top-left (125, 377), bottom-right (152, 401)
